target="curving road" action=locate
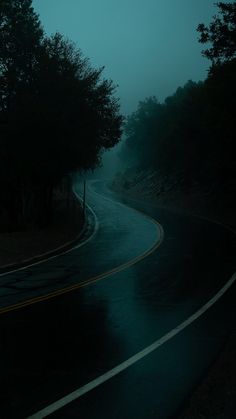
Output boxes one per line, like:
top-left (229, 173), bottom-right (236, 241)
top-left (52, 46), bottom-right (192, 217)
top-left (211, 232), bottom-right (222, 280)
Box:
top-left (0, 180), bottom-right (235, 419)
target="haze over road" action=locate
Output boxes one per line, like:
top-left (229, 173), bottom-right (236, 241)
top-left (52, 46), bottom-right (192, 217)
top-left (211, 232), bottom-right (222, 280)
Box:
top-left (0, 181), bottom-right (235, 418)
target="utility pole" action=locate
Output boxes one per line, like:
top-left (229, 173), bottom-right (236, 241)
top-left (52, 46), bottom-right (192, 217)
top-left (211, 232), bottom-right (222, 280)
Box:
top-left (83, 179), bottom-right (86, 219)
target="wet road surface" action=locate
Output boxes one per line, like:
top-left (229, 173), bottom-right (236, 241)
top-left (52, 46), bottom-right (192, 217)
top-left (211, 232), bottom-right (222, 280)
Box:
top-left (0, 180), bottom-right (235, 418)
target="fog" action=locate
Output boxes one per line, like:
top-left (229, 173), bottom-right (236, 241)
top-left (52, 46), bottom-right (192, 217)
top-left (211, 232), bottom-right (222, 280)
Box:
top-left (33, 0), bottom-right (218, 115)
top-left (32, 0), bottom-right (234, 181)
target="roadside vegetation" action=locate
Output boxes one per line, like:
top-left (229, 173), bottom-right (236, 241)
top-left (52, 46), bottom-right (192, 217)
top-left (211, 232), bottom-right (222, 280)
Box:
top-left (0, 0), bottom-right (123, 232)
top-left (113, 1), bottom-right (236, 227)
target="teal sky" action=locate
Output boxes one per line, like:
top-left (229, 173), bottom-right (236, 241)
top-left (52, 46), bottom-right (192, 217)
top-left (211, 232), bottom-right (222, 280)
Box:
top-left (33, 0), bottom-right (222, 115)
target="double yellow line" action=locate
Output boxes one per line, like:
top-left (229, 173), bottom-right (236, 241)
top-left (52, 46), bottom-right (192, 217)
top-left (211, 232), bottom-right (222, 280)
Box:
top-left (0, 202), bottom-right (164, 315)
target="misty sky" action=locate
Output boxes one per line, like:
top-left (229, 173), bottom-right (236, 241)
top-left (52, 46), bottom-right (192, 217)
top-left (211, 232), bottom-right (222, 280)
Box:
top-left (33, 0), bottom-right (221, 115)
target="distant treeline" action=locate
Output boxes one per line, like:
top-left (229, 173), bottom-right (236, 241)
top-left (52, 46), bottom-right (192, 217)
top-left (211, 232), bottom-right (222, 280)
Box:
top-left (120, 2), bottom-right (236, 192)
top-left (0, 0), bottom-right (123, 231)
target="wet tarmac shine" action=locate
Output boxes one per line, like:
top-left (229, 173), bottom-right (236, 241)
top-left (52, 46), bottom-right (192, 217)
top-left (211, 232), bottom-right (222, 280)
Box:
top-left (0, 180), bottom-right (235, 418)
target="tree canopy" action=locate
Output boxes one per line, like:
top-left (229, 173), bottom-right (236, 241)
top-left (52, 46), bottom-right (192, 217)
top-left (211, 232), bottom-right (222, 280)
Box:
top-left (120, 3), bottom-right (236, 194)
top-left (121, 81), bottom-right (205, 177)
top-left (0, 0), bottom-right (123, 229)
top-left (197, 1), bottom-right (236, 63)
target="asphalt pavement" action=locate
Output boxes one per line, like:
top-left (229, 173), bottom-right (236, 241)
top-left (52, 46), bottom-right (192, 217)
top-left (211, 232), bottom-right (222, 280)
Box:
top-left (0, 180), bottom-right (235, 418)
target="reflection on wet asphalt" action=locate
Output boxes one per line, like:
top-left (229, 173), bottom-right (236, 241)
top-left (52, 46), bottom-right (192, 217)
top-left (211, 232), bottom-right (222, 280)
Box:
top-left (0, 180), bottom-right (235, 418)
top-left (0, 182), bottom-right (160, 308)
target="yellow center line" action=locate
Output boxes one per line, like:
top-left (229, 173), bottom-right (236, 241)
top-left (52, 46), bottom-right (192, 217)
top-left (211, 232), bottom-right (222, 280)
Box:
top-left (0, 205), bottom-right (164, 315)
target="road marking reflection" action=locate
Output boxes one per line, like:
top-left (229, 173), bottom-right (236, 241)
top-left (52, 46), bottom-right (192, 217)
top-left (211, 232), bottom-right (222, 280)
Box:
top-left (27, 272), bottom-right (236, 418)
top-left (0, 196), bottom-right (164, 315)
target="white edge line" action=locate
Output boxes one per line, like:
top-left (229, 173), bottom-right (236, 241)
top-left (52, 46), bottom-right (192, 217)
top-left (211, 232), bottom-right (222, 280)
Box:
top-left (27, 271), bottom-right (236, 419)
top-left (87, 181), bottom-right (162, 228)
top-left (109, 184), bottom-right (236, 236)
top-left (0, 184), bottom-right (163, 315)
top-left (0, 196), bottom-right (99, 278)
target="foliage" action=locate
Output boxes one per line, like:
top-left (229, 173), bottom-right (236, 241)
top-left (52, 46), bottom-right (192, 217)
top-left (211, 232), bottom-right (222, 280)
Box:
top-left (121, 81), bottom-right (205, 177)
top-left (121, 62), bottom-right (236, 188)
top-left (0, 0), bottom-right (43, 110)
top-left (121, 2), bottom-right (236, 194)
top-left (0, 0), bottom-right (123, 229)
top-left (197, 1), bottom-right (236, 63)
top-left (121, 97), bottom-right (162, 167)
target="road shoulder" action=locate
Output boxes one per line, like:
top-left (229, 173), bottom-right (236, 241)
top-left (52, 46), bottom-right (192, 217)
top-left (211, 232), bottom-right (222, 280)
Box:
top-left (109, 183), bottom-right (236, 419)
top-left (0, 194), bottom-right (93, 274)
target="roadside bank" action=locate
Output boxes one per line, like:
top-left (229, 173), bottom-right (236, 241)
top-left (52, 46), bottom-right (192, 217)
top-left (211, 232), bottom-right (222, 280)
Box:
top-left (0, 193), bottom-right (85, 271)
top-left (111, 170), bottom-right (236, 230)
top-left (110, 176), bottom-right (236, 419)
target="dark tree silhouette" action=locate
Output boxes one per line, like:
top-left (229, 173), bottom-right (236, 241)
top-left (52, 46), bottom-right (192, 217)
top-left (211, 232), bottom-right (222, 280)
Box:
top-left (121, 97), bottom-right (162, 167)
top-left (197, 1), bottom-right (236, 63)
top-left (0, 0), bottom-right (43, 110)
top-left (0, 0), bottom-right (123, 230)
top-left (197, 2), bottom-right (236, 189)
top-left (121, 81), bottom-right (205, 183)
top-left (119, 2), bottom-right (236, 200)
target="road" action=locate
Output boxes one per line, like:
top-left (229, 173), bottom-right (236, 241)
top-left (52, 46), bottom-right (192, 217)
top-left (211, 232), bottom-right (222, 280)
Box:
top-left (0, 180), bottom-right (235, 418)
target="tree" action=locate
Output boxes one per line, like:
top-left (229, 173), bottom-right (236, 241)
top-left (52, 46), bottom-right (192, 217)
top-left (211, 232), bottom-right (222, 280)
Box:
top-left (0, 0), bottom-right (123, 229)
top-left (197, 1), bottom-right (236, 63)
top-left (121, 97), bottom-right (163, 167)
top-left (0, 0), bottom-right (43, 110)
top-left (118, 3), bottom-right (236, 202)
top-left (202, 58), bottom-right (236, 180)
top-left (197, 2), bottom-right (236, 186)
top-left (121, 82), bottom-right (204, 179)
